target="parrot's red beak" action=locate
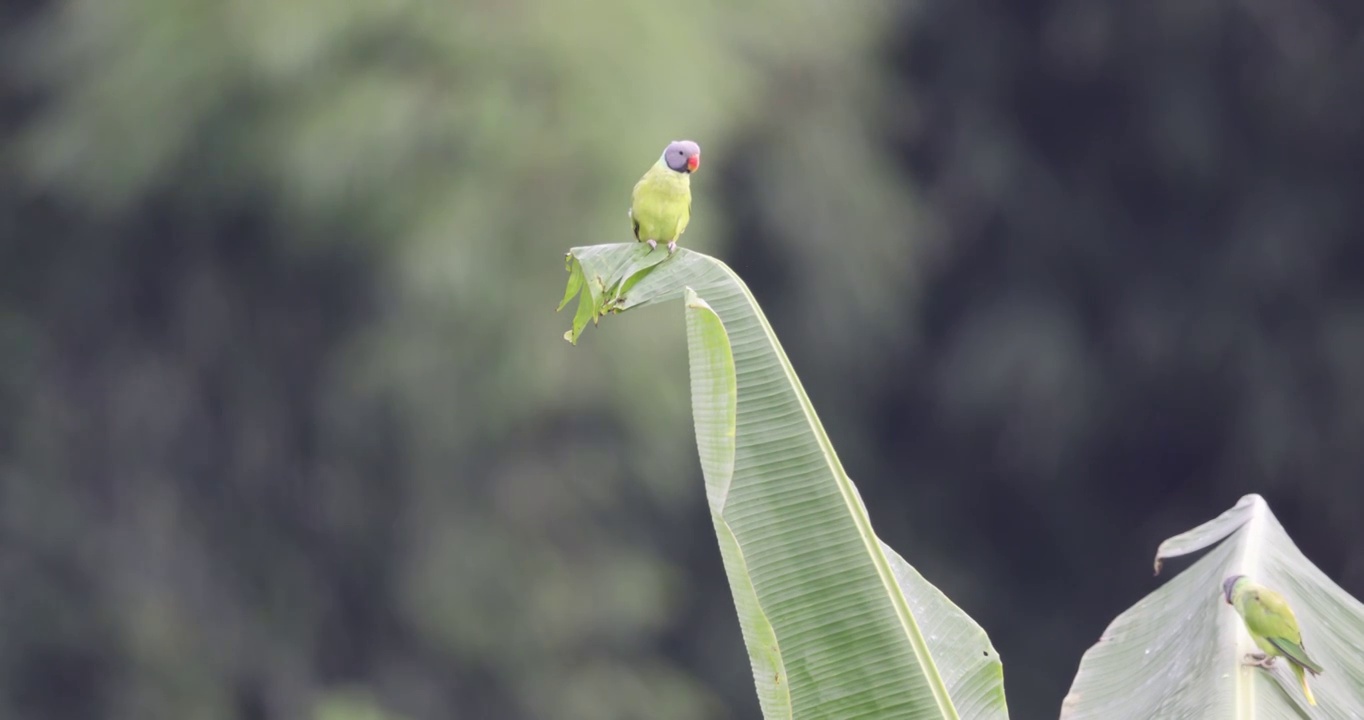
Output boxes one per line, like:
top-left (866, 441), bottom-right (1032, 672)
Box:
top-left (687, 154), bottom-right (700, 172)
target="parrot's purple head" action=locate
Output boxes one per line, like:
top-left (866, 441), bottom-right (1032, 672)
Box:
top-left (662, 140), bottom-right (701, 174)
top-left (1222, 574), bottom-right (1245, 604)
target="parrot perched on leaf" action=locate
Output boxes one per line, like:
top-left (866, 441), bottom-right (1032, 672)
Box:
top-left (628, 140), bottom-right (700, 255)
top-left (1223, 574), bottom-right (1324, 706)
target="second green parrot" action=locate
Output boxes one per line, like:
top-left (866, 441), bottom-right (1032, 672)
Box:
top-left (1223, 574), bottom-right (1324, 706)
top-left (629, 140), bottom-right (701, 255)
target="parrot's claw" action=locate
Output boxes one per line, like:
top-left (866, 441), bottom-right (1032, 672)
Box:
top-left (1243, 652), bottom-right (1275, 668)
top-left (645, 239), bottom-right (658, 253)
top-left (667, 241), bottom-right (677, 255)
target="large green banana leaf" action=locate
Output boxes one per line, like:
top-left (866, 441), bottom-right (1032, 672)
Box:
top-left (560, 244), bottom-right (1007, 719)
top-left (1063, 493), bottom-right (1364, 719)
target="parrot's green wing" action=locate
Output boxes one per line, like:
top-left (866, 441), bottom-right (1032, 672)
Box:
top-left (1241, 586), bottom-right (1324, 674)
top-left (1266, 637), bottom-right (1324, 675)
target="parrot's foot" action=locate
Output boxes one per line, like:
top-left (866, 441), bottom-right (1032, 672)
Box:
top-left (1243, 652), bottom-right (1276, 668)
top-left (667, 240), bottom-right (677, 255)
top-left (645, 239), bottom-right (658, 253)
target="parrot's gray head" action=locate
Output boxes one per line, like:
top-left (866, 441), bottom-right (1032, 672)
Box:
top-left (1222, 575), bottom-right (1245, 604)
top-left (662, 140), bottom-right (701, 173)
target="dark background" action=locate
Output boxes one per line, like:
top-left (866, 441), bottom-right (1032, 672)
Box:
top-left (2, 1), bottom-right (1363, 718)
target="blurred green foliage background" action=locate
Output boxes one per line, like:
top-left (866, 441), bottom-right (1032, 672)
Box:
top-left (2, 1), bottom-right (1363, 718)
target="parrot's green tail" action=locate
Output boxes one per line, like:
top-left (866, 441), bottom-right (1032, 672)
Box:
top-left (1294, 664), bottom-right (1317, 706)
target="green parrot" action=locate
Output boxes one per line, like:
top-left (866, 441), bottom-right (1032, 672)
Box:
top-left (1223, 574), bottom-right (1324, 706)
top-left (628, 140), bottom-right (701, 254)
